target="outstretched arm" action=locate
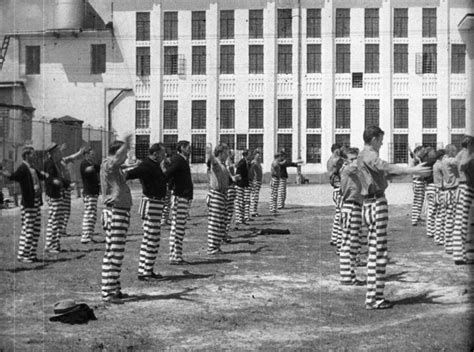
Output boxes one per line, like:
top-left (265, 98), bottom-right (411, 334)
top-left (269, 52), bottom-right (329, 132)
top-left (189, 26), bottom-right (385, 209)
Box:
top-left (63, 146), bottom-right (87, 163)
top-left (109, 134), bottom-right (133, 168)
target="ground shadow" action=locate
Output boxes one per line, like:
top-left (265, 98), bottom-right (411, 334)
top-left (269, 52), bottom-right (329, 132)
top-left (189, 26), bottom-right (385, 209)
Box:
top-left (390, 291), bottom-right (444, 305)
top-left (160, 272), bottom-right (214, 282)
top-left (124, 287), bottom-right (197, 303)
top-left (3, 254), bottom-right (86, 273)
top-left (385, 271), bottom-right (409, 282)
top-left (62, 248), bottom-right (104, 253)
top-left (222, 245), bottom-right (270, 255)
top-left (225, 239), bottom-right (256, 245)
top-left (185, 258), bottom-right (232, 265)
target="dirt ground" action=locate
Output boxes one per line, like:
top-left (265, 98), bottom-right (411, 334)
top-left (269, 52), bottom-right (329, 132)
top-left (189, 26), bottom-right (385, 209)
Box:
top-left (0, 184), bottom-right (473, 351)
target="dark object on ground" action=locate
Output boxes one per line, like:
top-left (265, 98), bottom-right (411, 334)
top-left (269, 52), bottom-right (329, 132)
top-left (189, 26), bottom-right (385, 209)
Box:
top-left (49, 299), bottom-right (97, 324)
top-left (258, 229), bottom-right (291, 235)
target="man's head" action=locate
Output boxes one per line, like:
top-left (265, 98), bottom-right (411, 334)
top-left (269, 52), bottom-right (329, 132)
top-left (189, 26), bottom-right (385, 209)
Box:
top-left (22, 146), bottom-right (35, 163)
top-left (444, 144), bottom-right (457, 158)
top-left (108, 140), bottom-right (125, 156)
top-left (331, 143), bottom-right (342, 154)
top-left (242, 149), bottom-right (251, 161)
top-left (84, 148), bottom-right (95, 162)
top-left (176, 140), bottom-right (191, 158)
top-left (47, 143), bottom-right (62, 162)
top-left (343, 147), bottom-right (359, 163)
top-left (214, 144), bottom-right (229, 163)
top-left (363, 126), bottom-right (385, 151)
top-left (149, 143), bottom-right (166, 162)
top-left (413, 145), bottom-right (424, 157)
top-left (252, 149), bottom-right (261, 162)
top-left (436, 149), bottom-right (446, 160)
top-left (461, 135), bottom-right (474, 153)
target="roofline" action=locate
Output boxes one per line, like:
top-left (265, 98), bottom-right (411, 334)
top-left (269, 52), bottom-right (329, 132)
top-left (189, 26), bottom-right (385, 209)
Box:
top-left (0, 103), bottom-right (35, 111)
top-left (0, 81), bottom-right (26, 87)
top-left (5, 28), bottom-right (113, 37)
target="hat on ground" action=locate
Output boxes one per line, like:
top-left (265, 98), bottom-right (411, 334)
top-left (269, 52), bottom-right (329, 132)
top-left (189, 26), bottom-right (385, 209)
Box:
top-left (46, 143), bottom-right (59, 153)
top-left (49, 299), bottom-right (97, 324)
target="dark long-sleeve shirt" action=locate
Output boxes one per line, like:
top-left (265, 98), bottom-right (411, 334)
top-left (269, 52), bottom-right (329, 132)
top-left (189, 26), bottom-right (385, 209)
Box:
top-left (280, 160), bottom-right (298, 179)
top-left (9, 162), bottom-right (45, 208)
top-left (80, 159), bottom-right (100, 196)
top-left (235, 158), bottom-right (249, 188)
top-left (126, 157), bottom-right (167, 199)
top-left (164, 154), bottom-right (193, 200)
top-left (44, 158), bottom-right (68, 199)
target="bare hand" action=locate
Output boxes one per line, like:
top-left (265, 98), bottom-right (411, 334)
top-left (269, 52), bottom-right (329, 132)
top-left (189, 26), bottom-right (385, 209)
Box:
top-left (413, 163), bottom-right (431, 177)
top-left (1, 170), bottom-right (11, 178)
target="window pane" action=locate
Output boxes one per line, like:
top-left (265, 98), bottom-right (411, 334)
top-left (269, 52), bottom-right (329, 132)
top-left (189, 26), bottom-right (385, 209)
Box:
top-left (365, 99), bottom-right (379, 127)
top-left (365, 8), bottom-right (379, 38)
top-left (163, 100), bottom-right (178, 129)
top-left (135, 135), bottom-right (150, 160)
top-left (220, 10), bottom-right (234, 39)
top-left (26, 46), bottom-right (40, 74)
top-left (422, 99), bottom-right (437, 129)
top-left (249, 45), bottom-right (264, 74)
top-left (192, 46), bottom-right (206, 75)
top-left (278, 100), bottom-right (292, 129)
top-left (394, 99), bottom-right (409, 129)
top-left (393, 8), bottom-right (408, 38)
top-left (451, 44), bottom-right (466, 74)
top-left (306, 134), bottom-right (321, 163)
top-left (249, 134), bottom-right (263, 161)
top-left (278, 45), bottom-right (292, 74)
top-left (451, 134), bottom-right (464, 149)
top-left (336, 44), bottom-right (350, 73)
top-left (164, 12), bottom-right (178, 40)
top-left (335, 99), bottom-right (350, 129)
top-left (135, 101), bottom-right (150, 129)
top-left (192, 100), bottom-right (206, 129)
top-left (277, 134), bottom-right (293, 159)
top-left (278, 9), bottom-right (292, 38)
top-left (136, 47), bottom-right (150, 76)
top-left (422, 44), bottom-right (437, 73)
top-left (249, 9), bottom-right (263, 39)
top-left (220, 100), bottom-right (235, 129)
top-left (422, 134), bottom-right (437, 148)
top-left (163, 134), bottom-right (178, 155)
top-left (307, 9), bottom-right (321, 38)
top-left (249, 100), bottom-right (264, 129)
top-left (394, 44), bottom-right (408, 74)
top-left (220, 45), bottom-right (234, 74)
top-left (306, 99), bottom-right (321, 129)
top-left (422, 8), bottom-right (436, 38)
top-left (307, 44), bottom-right (321, 73)
top-left (336, 9), bottom-right (350, 37)
top-left (365, 44), bottom-right (379, 73)
top-left (335, 134), bottom-right (350, 147)
top-left (393, 134), bottom-right (408, 163)
top-left (136, 12), bottom-right (150, 41)
top-left (451, 99), bottom-right (465, 129)
top-left (164, 46), bottom-right (178, 75)
top-left (192, 11), bottom-right (206, 40)
top-left (220, 134), bottom-right (235, 150)
top-left (236, 134), bottom-right (247, 150)
top-left (191, 134), bottom-right (206, 163)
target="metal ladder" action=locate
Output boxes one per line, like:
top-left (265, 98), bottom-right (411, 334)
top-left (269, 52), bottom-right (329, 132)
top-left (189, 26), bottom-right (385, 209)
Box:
top-left (0, 35), bottom-right (11, 70)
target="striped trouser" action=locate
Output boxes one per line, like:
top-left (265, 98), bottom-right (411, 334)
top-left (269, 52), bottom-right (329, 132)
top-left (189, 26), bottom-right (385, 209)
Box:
top-left (82, 195), bottom-right (98, 239)
top-left (443, 188), bottom-right (457, 254)
top-left (434, 190), bottom-right (445, 245)
top-left (161, 189), bottom-right (172, 225)
top-left (207, 190), bottom-right (228, 252)
top-left (59, 187), bottom-right (72, 236)
top-left (225, 185), bottom-right (236, 234)
top-left (169, 196), bottom-right (190, 261)
top-left (331, 188), bottom-right (342, 247)
top-left (101, 207), bottom-right (130, 299)
top-left (18, 197), bottom-right (42, 260)
top-left (250, 180), bottom-right (262, 216)
top-left (234, 186), bottom-right (247, 225)
top-left (277, 178), bottom-right (287, 209)
top-left (363, 197), bottom-right (389, 306)
top-left (425, 184), bottom-right (437, 238)
top-left (269, 177), bottom-right (280, 214)
top-left (412, 179), bottom-right (426, 225)
top-left (46, 197), bottom-right (64, 250)
top-left (452, 184), bottom-right (474, 262)
top-left (339, 202), bottom-right (362, 284)
top-left (139, 198), bottom-right (164, 276)
top-left (244, 187), bottom-right (251, 222)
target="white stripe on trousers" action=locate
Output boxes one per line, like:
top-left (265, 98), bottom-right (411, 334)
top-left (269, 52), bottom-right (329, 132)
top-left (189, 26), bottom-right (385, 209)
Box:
top-left (331, 188), bottom-right (342, 246)
top-left (82, 195), bottom-right (98, 239)
top-left (425, 184), bottom-right (437, 238)
top-left (411, 179), bottom-right (425, 225)
top-left (339, 202), bottom-right (362, 284)
top-left (452, 184), bottom-right (474, 262)
top-left (250, 180), bottom-right (262, 216)
top-left (207, 190), bottom-right (228, 251)
top-left (363, 197), bottom-right (389, 306)
top-left (277, 178), bottom-right (287, 209)
top-left (443, 188), bottom-right (456, 254)
top-left (269, 177), bottom-right (280, 214)
top-left (46, 197), bottom-right (63, 250)
top-left (101, 207), bottom-right (130, 298)
top-left (234, 186), bottom-right (248, 225)
top-left (139, 198), bottom-right (164, 275)
top-left (434, 189), bottom-right (445, 244)
top-left (18, 197), bottom-right (42, 260)
top-left (225, 185), bottom-right (236, 234)
top-left (169, 195), bottom-right (190, 261)
top-left (59, 187), bottom-right (71, 236)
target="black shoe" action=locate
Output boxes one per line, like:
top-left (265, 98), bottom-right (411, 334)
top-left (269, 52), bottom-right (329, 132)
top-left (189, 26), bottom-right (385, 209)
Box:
top-left (138, 272), bottom-right (164, 281)
top-left (115, 291), bottom-right (131, 299)
top-left (366, 300), bottom-right (393, 310)
top-left (103, 295), bottom-right (124, 304)
top-left (222, 236), bottom-right (232, 243)
top-left (170, 258), bottom-right (186, 265)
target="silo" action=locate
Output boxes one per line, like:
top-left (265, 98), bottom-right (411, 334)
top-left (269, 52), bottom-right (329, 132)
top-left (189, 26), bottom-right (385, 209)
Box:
top-left (55, 0), bottom-right (85, 29)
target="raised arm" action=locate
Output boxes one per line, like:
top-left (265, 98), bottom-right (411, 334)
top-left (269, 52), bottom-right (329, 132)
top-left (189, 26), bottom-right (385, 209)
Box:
top-left (63, 146), bottom-right (86, 164)
top-left (109, 134), bottom-right (132, 168)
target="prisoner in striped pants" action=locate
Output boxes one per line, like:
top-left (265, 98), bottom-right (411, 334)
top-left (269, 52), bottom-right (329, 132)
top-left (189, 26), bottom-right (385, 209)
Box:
top-left (411, 178), bottom-right (426, 225)
top-left (45, 197), bottom-right (64, 251)
top-left (139, 198), bottom-right (164, 276)
top-left (434, 190), bottom-right (445, 245)
top-left (59, 187), bottom-right (72, 236)
top-left (169, 196), bottom-right (190, 262)
top-left (18, 197), bottom-right (42, 261)
top-left (339, 201), bottom-right (362, 285)
top-left (81, 195), bottom-right (98, 243)
top-left (269, 177), bottom-right (280, 214)
top-left (277, 178), bottom-right (287, 209)
top-left (234, 185), bottom-right (249, 225)
top-left (207, 189), bottom-right (228, 253)
top-left (443, 188), bottom-right (457, 254)
top-left (225, 185), bottom-right (236, 235)
top-left (363, 196), bottom-right (389, 306)
top-left (331, 187), bottom-right (342, 248)
top-left (250, 180), bottom-right (262, 217)
top-left (101, 207), bottom-right (130, 299)
top-left (425, 184), bottom-right (438, 238)
top-left (452, 184), bottom-right (474, 263)
top-left (161, 188), bottom-right (172, 225)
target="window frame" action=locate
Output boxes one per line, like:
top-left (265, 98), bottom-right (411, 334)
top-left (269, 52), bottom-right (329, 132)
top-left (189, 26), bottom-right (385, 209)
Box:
top-left (192, 46), bottom-right (206, 75)
top-left (307, 9), bottom-right (321, 38)
top-left (335, 9), bottom-right (350, 38)
top-left (307, 44), bottom-right (321, 74)
top-left (422, 99), bottom-right (437, 129)
top-left (278, 9), bottom-right (293, 38)
top-left (393, 8), bottom-right (408, 38)
top-left (393, 99), bottom-right (409, 129)
top-left (306, 134), bottom-right (321, 164)
top-left (135, 101), bottom-right (150, 129)
top-left (278, 45), bottom-right (293, 74)
top-left (136, 46), bottom-right (150, 76)
top-left (192, 11), bottom-right (206, 40)
top-left (451, 99), bottom-right (465, 129)
top-left (306, 99), bottom-right (321, 129)
top-left (335, 99), bottom-right (351, 129)
top-left (365, 44), bottom-right (379, 74)
top-left (163, 100), bottom-right (178, 130)
top-left (25, 45), bottom-right (41, 75)
top-left (336, 44), bottom-right (350, 74)
top-left (393, 44), bottom-right (408, 74)
top-left (164, 46), bottom-right (178, 75)
top-left (249, 9), bottom-right (263, 39)
top-left (220, 100), bottom-right (235, 129)
top-left (191, 100), bottom-right (207, 130)
top-left (220, 45), bottom-right (235, 74)
top-left (249, 45), bottom-right (264, 74)
top-left (249, 100), bottom-right (264, 129)
top-left (220, 10), bottom-right (235, 39)
top-left (364, 8), bottom-right (379, 38)
top-left (365, 99), bottom-right (380, 127)
top-left (422, 8), bottom-right (437, 38)
top-left (451, 44), bottom-right (466, 74)
top-left (136, 12), bottom-right (150, 41)
top-left (278, 100), bottom-right (293, 129)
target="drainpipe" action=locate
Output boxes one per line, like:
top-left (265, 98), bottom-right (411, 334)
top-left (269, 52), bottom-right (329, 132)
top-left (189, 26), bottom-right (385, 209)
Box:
top-left (296, 0), bottom-right (302, 183)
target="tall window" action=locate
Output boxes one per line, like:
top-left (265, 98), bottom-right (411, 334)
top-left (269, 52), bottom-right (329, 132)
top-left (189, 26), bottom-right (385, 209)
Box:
top-left (335, 134), bottom-right (350, 147)
top-left (220, 45), bottom-right (234, 74)
top-left (249, 9), bottom-right (263, 39)
top-left (164, 12), bottom-right (178, 40)
top-left (336, 44), bottom-right (350, 73)
top-left (220, 10), bottom-right (234, 39)
top-left (220, 100), bottom-right (235, 129)
top-left (278, 100), bottom-right (292, 129)
top-left (307, 44), bottom-right (321, 73)
top-left (451, 99), bottom-right (465, 129)
top-left (393, 134), bottom-right (408, 163)
top-left (25, 46), bottom-right (40, 74)
top-left (422, 134), bottom-right (437, 148)
top-left (422, 8), bottom-right (437, 38)
top-left (192, 46), bottom-right (206, 75)
top-left (249, 100), bottom-right (264, 129)
top-left (393, 8), bottom-right (408, 38)
top-left (192, 11), bottom-right (206, 40)
top-left (237, 134), bottom-right (247, 150)
top-left (422, 99), bottom-right (437, 129)
top-left (394, 44), bottom-right (408, 73)
top-left (164, 46), bottom-right (178, 75)
top-left (192, 100), bottom-right (206, 129)
top-left (135, 135), bottom-right (150, 160)
top-left (249, 45), bottom-right (264, 74)
top-left (365, 9), bottom-right (379, 38)
top-left (365, 44), bottom-right (379, 73)
top-left (278, 9), bottom-right (292, 38)
top-left (135, 101), bottom-right (150, 129)
top-left (136, 47), bottom-right (150, 76)
top-left (336, 9), bottom-right (350, 38)
top-left (394, 99), bottom-right (409, 129)
top-left (307, 134), bottom-right (321, 163)
top-left (336, 99), bottom-right (350, 129)
top-left (249, 134), bottom-right (264, 158)
top-left (307, 9), bottom-right (321, 38)
top-left (365, 100), bottom-right (379, 127)
top-left (278, 45), bottom-right (292, 74)
top-left (191, 134), bottom-right (206, 163)
top-left (91, 44), bottom-right (106, 74)
top-left (422, 44), bottom-right (437, 74)
top-left (307, 99), bottom-right (321, 129)
top-left (163, 134), bottom-right (178, 155)
top-left (220, 134), bottom-right (235, 149)
top-left (277, 134), bottom-right (293, 159)
top-left (451, 44), bottom-right (466, 74)
top-left (451, 134), bottom-right (464, 148)
top-left (136, 12), bottom-right (150, 41)
top-left (163, 101), bottom-right (178, 130)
